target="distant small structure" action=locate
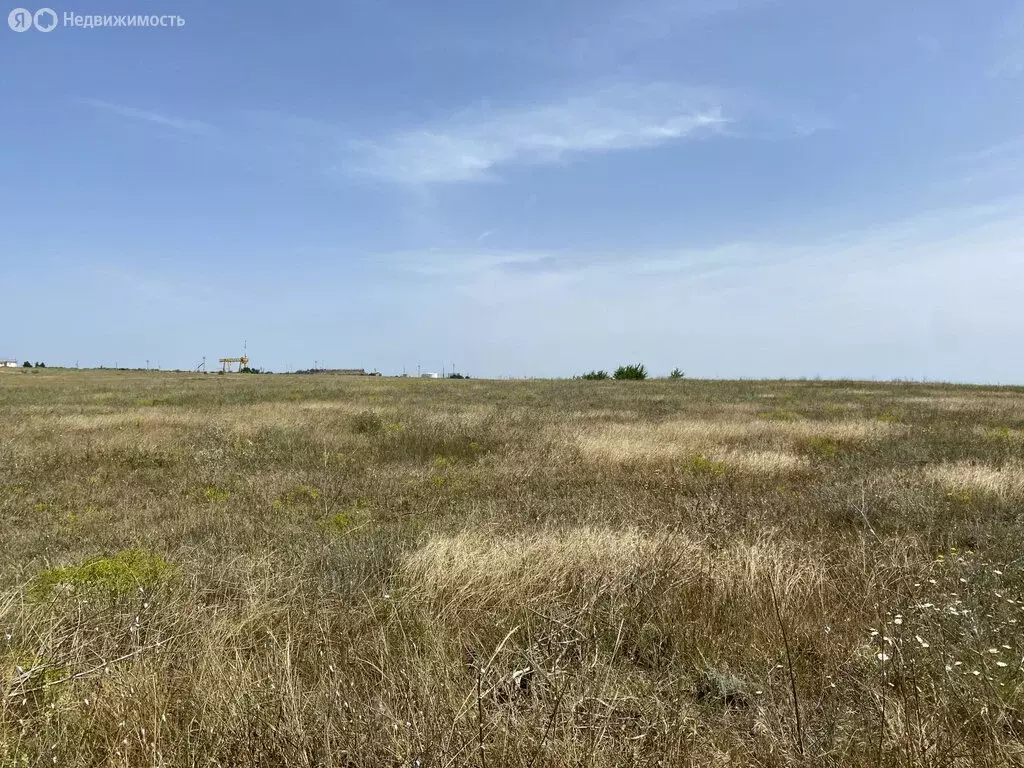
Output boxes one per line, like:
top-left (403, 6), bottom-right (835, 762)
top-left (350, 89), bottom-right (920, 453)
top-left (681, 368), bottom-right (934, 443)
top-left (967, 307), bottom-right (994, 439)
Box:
top-left (218, 356), bottom-right (249, 373)
top-left (0, 359), bottom-right (17, 368)
top-left (421, 372), bottom-right (440, 379)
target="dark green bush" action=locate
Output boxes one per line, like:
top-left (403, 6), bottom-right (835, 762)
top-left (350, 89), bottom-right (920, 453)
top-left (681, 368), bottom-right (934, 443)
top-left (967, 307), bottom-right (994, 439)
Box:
top-left (613, 363), bottom-right (647, 380)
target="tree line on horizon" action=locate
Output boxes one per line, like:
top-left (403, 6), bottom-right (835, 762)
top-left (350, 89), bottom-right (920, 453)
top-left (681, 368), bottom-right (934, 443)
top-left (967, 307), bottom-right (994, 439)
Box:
top-left (578, 364), bottom-right (684, 381)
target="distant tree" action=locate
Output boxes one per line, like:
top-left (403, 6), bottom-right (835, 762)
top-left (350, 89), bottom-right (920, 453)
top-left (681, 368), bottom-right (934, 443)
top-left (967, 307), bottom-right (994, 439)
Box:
top-left (22, 361), bottom-right (32, 368)
top-left (35, 362), bottom-right (45, 368)
top-left (581, 370), bottom-right (610, 380)
top-left (669, 368), bottom-right (684, 379)
top-left (613, 363), bottom-right (647, 380)
top-left (448, 372), bottom-right (469, 379)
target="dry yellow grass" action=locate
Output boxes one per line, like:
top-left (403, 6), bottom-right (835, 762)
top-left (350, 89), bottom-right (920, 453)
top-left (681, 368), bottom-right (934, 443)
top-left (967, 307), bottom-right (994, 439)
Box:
top-left (572, 417), bottom-right (898, 463)
top-left (403, 527), bottom-right (827, 615)
top-left (899, 394), bottom-right (1024, 414)
top-left (924, 461), bottom-right (1024, 499)
top-left (716, 449), bottom-right (808, 474)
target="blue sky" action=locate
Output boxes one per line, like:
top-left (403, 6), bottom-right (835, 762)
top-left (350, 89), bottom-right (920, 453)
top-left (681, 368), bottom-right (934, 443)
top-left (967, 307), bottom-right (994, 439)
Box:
top-left (2, 0), bottom-right (1023, 380)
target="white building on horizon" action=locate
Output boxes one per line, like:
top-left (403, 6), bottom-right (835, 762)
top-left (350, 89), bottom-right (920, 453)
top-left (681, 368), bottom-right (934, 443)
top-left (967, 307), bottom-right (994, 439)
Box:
top-left (1, 359), bottom-right (18, 368)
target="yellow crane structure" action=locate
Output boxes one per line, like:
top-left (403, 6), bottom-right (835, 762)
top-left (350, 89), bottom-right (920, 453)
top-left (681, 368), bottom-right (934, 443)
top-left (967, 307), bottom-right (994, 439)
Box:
top-left (218, 356), bottom-right (249, 373)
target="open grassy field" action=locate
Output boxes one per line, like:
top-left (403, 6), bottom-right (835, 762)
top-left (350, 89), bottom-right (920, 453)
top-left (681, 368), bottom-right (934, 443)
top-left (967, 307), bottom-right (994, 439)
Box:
top-left (2, 369), bottom-right (1024, 767)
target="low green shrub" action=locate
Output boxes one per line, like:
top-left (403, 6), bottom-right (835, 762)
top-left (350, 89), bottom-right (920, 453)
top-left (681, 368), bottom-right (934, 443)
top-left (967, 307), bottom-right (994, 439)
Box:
top-left (613, 363), bottom-right (647, 380)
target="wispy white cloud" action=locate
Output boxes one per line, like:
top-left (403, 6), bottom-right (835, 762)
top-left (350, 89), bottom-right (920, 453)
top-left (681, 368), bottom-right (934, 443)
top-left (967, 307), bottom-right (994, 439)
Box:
top-left (79, 98), bottom-right (215, 136)
top-left (382, 195), bottom-right (1024, 288)
top-left (944, 136), bottom-right (1024, 195)
top-left (73, 83), bottom-right (819, 191)
top-left (353, 83), bottom-right (729, 184)
top-left (73, 81), bottom-right (819, 190)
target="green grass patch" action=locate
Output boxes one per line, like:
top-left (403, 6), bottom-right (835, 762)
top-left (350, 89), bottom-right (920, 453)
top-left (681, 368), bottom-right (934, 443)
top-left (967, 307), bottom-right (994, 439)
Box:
top-left (31, 549), bottom-right (174, 599)
top-left (202, 485), bottom-right (231, 503)
top-left (683, 453), bottom-right (728, 477)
